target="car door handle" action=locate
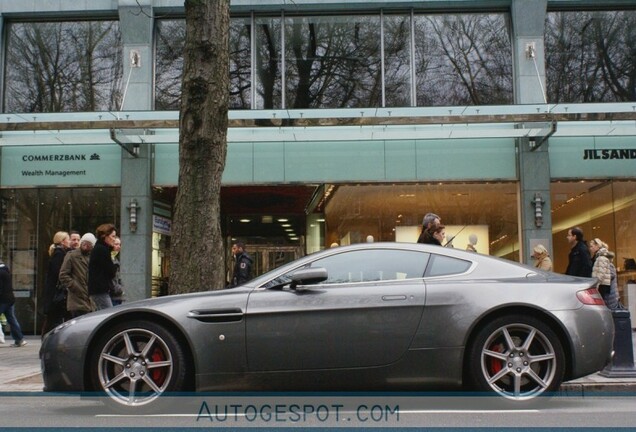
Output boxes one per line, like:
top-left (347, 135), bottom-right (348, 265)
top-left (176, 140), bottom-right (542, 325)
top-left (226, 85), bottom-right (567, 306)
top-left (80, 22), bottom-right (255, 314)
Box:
top-left (382, 295), bottom-right (407, 301)
top-left (188, 308), bottom-right (244, 323)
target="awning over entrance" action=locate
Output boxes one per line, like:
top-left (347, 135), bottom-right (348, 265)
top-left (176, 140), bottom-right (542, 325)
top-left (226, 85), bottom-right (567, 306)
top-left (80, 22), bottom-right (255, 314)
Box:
top-left (1, 103), bottom-right (636, 151)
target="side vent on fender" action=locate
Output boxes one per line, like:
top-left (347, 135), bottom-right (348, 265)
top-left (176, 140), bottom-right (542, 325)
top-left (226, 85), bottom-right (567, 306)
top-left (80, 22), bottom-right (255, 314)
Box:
top-left (187, 308), bottom-right (244, 323)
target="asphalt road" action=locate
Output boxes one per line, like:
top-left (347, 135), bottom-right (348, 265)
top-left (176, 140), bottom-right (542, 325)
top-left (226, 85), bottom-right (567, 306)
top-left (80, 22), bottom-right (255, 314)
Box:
top-left (1, 393), bottom-right (636, 428)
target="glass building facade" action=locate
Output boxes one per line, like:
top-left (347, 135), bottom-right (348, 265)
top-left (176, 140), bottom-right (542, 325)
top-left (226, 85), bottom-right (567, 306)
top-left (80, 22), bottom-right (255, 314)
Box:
top-left (1, 0), bottom-right (636, 334)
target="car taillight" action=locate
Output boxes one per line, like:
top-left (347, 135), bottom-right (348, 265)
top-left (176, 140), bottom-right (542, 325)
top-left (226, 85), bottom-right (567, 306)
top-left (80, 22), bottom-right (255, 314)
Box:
top-left (576, 288), bottom-right (606, 305)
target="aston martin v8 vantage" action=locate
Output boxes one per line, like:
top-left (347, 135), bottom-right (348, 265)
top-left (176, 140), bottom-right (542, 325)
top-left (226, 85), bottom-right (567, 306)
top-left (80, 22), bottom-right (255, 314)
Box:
top-left (40, 242), bottom-right (613, 408)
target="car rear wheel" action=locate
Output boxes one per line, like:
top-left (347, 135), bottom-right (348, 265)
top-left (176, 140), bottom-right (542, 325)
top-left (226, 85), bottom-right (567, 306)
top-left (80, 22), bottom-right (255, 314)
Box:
top-left (89, 320), bottom-right (189, 409)
top-left (468, 315), bottom-right (565, 400)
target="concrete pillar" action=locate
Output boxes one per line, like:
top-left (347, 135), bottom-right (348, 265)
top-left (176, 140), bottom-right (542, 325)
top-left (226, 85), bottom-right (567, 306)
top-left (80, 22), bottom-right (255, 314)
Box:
top-left (118, 1), bottom-right (154, 300)
top-left (511, 0), bottom-right (553, 265)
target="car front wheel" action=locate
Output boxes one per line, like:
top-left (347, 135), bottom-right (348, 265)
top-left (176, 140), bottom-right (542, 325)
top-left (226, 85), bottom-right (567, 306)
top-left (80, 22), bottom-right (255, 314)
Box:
top-left (89, 320), bottom-right (189, 409)
top-left (468, 315), bottom-right (565, 400)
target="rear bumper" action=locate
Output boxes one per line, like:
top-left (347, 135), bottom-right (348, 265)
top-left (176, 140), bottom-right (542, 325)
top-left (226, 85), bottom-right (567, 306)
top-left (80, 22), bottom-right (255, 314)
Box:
top-left (554, 306), bottom-right (614, 379)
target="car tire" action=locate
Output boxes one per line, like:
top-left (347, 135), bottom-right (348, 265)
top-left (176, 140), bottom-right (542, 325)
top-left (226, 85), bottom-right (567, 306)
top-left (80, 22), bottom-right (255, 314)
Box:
top-left (467, 314), bottom-right (565, 401)
top-left (89, 320), bottom-right (189, 411)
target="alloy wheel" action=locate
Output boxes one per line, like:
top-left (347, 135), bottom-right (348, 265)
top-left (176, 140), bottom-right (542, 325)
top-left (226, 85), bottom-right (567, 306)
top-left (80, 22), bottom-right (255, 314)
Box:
top-left (480, 322), bottom-right (557, 400)
top-left (97, 327), bottom-right (174, 406)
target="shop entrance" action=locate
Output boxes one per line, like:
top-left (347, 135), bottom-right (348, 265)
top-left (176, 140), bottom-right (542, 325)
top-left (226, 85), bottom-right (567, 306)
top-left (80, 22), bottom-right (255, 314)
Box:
top-left (248, 245), bottom-right (304, 275)
top-left (152, 185), bottom-right (322, 289)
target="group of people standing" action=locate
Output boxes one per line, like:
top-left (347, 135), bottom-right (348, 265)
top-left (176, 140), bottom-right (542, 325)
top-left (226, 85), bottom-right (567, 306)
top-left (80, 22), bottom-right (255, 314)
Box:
top-left (41, 223), bottom-right (124, 335)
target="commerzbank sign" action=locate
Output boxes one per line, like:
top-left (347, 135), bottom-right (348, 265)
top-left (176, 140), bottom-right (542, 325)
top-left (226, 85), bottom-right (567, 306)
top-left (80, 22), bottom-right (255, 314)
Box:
top-left (1, 146), bottom-right (121, 187)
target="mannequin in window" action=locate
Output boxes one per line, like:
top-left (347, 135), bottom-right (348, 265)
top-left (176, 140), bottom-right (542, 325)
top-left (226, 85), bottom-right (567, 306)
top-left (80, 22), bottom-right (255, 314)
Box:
top-left (466, 233), bottom-right (478, 253)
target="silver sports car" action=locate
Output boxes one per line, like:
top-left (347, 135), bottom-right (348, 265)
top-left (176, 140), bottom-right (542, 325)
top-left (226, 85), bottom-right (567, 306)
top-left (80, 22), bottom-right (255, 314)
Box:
top-left (40, 242), bottom-right (613, 408)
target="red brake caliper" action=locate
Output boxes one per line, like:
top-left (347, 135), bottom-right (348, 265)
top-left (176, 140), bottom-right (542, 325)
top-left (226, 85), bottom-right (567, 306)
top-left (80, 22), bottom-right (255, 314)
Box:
top-left (150, 348), bottom-right (167, 385)
top-left (489, 343), bottom-right (504, 375)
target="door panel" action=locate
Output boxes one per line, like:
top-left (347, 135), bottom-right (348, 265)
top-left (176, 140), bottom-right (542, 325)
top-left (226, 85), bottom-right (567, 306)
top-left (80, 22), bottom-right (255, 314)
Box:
top-left (246, 281), bottom-right (426, 371)
top-left (246, 248), bottom-right (429, 371)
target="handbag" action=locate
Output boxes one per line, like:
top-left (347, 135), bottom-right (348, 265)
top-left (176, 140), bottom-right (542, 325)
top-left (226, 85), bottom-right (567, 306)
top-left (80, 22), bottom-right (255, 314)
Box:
top-left (52, 281), bottom-right (67, 307)
top-left (109, 281), bottom-right (124, 298)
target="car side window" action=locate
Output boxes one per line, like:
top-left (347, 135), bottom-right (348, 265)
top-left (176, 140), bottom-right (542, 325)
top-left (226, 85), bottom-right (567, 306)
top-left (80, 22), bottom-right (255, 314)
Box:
top-left (425, 254), bottom-right (472, 277)
top-left (308, 249), bottom-right (429, 284)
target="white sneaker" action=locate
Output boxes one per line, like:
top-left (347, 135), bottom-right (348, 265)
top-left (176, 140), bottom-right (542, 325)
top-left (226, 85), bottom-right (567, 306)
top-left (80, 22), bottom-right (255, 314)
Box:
top-left (11, 340), bottom-right (27, 347)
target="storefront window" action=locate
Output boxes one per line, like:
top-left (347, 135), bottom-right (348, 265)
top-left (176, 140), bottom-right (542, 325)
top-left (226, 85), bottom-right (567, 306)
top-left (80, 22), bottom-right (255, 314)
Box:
top-left (3, 20), bottom-right (122, 112)
top-left (551, 181), bottom-right (636, 302)
top-left (322, 183), bottom-right (519, 260)
top-left (0, 188), bottom-right (120, 334)
top-left (413, 13), bottom-right (513, 106)
top-left (545, 10), bottom-right (636, 103)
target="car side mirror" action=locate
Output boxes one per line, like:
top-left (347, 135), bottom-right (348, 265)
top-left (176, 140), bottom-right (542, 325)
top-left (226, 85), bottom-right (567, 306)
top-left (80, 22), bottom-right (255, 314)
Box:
top-left (290, 267), bottom-right (328, 291)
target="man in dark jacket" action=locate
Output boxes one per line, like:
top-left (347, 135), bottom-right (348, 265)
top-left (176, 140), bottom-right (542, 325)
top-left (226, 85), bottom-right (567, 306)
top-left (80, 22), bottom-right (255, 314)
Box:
top-left (565, 227), bottom-right (593, 277)
top-left (229, 241), bottom-right (253, 287)
top-left (0, 259), bottom-right (27, 347)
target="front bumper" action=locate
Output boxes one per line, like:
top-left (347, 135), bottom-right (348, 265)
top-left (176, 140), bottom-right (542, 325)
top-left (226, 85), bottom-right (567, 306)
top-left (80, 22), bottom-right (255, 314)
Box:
top-left (40, 317), bottom-right (97, 392)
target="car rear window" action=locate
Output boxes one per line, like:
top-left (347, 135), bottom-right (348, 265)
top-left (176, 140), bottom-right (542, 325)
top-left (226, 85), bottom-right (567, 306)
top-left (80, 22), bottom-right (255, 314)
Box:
top-left (425, 254), bottom-right (472, 277)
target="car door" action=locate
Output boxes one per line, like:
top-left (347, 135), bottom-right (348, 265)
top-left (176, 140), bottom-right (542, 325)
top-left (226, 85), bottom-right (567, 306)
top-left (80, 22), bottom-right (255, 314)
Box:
top-left (245, 247), bottom-right (429, 371)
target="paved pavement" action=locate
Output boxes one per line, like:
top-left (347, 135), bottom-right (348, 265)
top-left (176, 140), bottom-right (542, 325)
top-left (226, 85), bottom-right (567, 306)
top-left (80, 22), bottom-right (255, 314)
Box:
top-left (2, 333), bottom-right (636, 394)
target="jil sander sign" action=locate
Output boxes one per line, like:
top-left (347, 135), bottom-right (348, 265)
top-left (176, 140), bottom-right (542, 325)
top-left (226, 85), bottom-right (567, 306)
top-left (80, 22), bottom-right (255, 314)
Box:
top-left (1, 146), bottom-right (121, 187)
top-left (583, 149), bottom-right (636, 160)
top-left (550, 136), bottom-right (635, 178)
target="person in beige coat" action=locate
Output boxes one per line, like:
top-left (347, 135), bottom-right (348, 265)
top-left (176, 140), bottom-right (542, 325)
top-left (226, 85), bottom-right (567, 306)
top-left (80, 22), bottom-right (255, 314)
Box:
top-left (589, 238), bottom-right (613, 302)
top-left (59, 233), bottom-right (97, 318)
top-left (532, 244), bottom-right (553, 271)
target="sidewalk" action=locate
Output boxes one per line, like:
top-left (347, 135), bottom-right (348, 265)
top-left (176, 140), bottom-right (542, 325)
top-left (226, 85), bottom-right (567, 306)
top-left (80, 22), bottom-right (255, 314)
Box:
top-left (2, 333), bottom-right (636, 394)
top-left (0, 335), bottom-right (43, 392)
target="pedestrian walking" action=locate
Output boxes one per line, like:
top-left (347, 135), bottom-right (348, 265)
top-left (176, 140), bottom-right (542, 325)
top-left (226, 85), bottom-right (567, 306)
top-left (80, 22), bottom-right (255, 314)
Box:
top-left (589, 238), bottom-right (620, 309)
top-left (0, 259), bottom-right (27, 347)
top-left (532, 244), bottom-right (553, 271)
top-left (229, 241), bottom-right (253, 288)
top-left (565, 227), bottom-right (593, 277)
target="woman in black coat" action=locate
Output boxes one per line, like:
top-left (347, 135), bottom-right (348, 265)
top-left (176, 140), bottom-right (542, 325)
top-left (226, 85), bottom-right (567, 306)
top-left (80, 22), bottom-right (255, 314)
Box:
top-left (41, 231), bottom-right (70, 335)
top-left (88, 223), bottom-right (118, 310)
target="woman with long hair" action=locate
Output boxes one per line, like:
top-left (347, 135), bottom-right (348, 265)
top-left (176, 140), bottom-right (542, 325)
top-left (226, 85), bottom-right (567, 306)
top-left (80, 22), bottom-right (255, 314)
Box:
top-left (41, 231), bottom-right (70, 335)
top-left (88, 223), bottom-right (118, 310)
top-left (589, 238), bottom-right (619, 309)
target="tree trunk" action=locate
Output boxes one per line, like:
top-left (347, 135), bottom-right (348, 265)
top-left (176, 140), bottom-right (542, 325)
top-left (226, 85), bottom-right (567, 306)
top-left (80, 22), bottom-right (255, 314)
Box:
top-left (169, 0), bottom-right (230, 294)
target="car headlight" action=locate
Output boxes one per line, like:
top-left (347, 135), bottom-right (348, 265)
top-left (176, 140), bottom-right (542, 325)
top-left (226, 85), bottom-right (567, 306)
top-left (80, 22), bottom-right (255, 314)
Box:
top-left (50, 319), bottom-right (78, 335)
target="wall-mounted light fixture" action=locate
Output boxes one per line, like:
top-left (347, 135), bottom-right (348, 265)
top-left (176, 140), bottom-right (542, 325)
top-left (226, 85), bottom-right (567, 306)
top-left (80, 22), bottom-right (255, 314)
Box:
top-left (130, 49), bottom-right (141, 68)
top-left (128, 198), bottom-right (140, 233)
top-left (532, 192), bottom-right (545, 228)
